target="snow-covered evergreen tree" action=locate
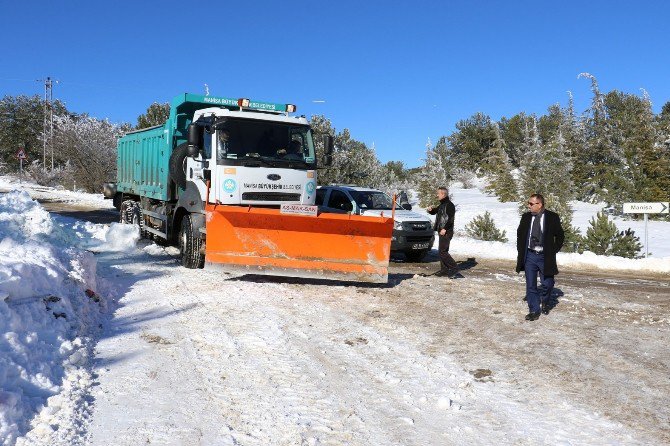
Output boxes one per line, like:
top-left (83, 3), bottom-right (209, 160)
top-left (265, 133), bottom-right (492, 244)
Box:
top-left (632, 90), bottom-right (670, 203)
top-left (417, 137), bottom-right (453, 207)
top-left (310, 115), bottom-right (383, 187)
top-left (485, 123), bottom-right (517, 202)
top-left (576, 73), bottom-right (627, 204)
top-left (517, 117), bottom-right (545, 206)
top-left (517, 118), bottom-right (581, 251)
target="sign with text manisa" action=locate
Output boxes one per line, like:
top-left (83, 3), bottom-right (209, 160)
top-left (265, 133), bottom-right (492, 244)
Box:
top-left (623, 202), bottom-right (669, 214)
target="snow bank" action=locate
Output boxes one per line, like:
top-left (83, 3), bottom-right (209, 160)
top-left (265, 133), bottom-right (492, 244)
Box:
top-left (0, 190), bottom-right (132, 445)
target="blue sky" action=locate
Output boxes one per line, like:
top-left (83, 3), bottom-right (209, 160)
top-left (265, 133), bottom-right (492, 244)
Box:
top-left (1, 0), bottom-right (668, 167)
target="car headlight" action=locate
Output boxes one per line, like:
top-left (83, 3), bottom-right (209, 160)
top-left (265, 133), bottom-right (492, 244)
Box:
top-left (393, 220), bottom-right (403, 230)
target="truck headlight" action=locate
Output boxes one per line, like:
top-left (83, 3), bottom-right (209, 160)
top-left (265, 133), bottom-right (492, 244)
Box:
top-left (393, 220), bottom-right (403, 230)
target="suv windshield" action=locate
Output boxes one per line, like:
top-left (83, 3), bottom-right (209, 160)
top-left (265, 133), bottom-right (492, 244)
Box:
top-left (350, 190), bottom-right (394, 210)
top-left (215, 118), bottom-right (316, 166)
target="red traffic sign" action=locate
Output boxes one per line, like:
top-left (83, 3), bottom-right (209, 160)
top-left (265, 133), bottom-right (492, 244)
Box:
top-left (17, 149), bottom-right (26, 160)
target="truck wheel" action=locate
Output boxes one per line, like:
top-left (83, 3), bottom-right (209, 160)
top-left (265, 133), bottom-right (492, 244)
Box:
top-left (120, 200), bottom-right (135, 224)
top-left (405, 250), bottom-right (428, 262)
top-left (131, 205), bottom-right (147, 239)
top-left (179, 214), bottom-right (204, 269)
top-left (169, 143), bottom-right (189, 190)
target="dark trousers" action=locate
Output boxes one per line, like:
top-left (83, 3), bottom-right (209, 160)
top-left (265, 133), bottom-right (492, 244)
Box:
top-left (438, 233), bottom-right (458, 272)
top-left (524, 250), bottom-right (555, 313)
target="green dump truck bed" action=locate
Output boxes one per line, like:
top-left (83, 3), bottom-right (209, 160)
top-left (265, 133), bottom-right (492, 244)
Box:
top-left (116, 124), bottom-right (170, 200)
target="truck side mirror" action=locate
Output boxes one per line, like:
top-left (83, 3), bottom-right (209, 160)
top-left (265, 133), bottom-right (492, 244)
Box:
top-left (187, 123), bottom-right (202, 157)
top-left (323, 135), bottom-right (334, 156)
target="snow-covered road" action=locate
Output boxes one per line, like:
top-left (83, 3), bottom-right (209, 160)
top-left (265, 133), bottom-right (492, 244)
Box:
top-left (1, 178), bottom-right (668, 445)
top-left (83, 243), bottom-right (668, 445)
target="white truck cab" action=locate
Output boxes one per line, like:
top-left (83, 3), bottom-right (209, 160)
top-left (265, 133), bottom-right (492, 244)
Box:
top-left (187, 107), bottom-right (319, 207)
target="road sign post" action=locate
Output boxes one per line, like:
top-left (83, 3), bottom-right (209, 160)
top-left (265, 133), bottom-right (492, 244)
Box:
top-left (16, 149), bottom-right (27, 184)
top-left (623, 202), bottom-right (669, 258)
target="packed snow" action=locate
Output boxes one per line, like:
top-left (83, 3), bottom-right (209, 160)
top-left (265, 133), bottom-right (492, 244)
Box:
top-left (0, 178), bottom-right (668, 445)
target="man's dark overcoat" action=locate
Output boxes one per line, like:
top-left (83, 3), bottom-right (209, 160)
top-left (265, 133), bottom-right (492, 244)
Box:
top-left (516, 209), bottom-right (565, 275)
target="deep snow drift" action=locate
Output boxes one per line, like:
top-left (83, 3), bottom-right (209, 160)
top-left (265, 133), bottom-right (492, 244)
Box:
top-left (0, 190), bottom-right (137, 445)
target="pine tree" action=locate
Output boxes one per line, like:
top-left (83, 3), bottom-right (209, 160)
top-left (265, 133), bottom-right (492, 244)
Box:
top-left (611, 229), bottom-right (643, 259)
top-left (582, 212), bottom-right (642, 258)
top-left (636, 91), bottom-right (670, 203)
top-left (563, 91), bottom-right (586, 189)
top-left (517, 117), bottom-right (546, 208)
top-left (464, 211), bottom-right (508, 242)
top-left (136, 102), bottom-right (170, 129)
top-left (485, 124), bottom-right (517, 202)
top-left (576, 73), bottom-right (627, 204)
top-left (517, 118), bottom-right (581, 251)
top-left (417, 137), bottom-right (453, 207)
top-left (498, 112), bottom-right (530, 167)
top-left (448, 112), bottom-right (497, 173)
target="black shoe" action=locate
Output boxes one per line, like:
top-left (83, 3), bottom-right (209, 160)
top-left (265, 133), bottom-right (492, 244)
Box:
top-left (447, 271), bottom-right (464, 279)
top-left (541, 302), bottom-right (549, 315)
top-left (525, 312), bottom-right (541, 321)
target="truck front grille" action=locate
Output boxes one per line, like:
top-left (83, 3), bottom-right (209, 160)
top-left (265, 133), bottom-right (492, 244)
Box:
top-left (406, 235), bottom-right (433, 243)
top-left (242, 192), bottom-right (301, 201)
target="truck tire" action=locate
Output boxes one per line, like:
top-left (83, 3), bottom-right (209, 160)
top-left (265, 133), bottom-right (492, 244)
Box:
top-left (169, 143), bottom-right (189, 190)
top-left (120, 200), bottom-right (133, 224)
top-left (131, 205), bottom-right (148, 239)
top-left (179, 214), bottom-right (204, 269)
top-left (405, 250), bottom-right (428, 262)
top-left (121, 200), bottom-right (148, 238)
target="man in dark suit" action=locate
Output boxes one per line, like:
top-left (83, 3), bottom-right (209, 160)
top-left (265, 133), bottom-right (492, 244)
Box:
top-left (516, 194), bottom-right (564, 321)
top-left (427, 187), bottom-right (458, 277)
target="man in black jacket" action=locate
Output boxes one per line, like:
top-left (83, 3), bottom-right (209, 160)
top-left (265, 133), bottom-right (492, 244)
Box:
top-left (516, 193), bottom-right (565, 321)
top-left (427, 187), bottom-right (458, 277)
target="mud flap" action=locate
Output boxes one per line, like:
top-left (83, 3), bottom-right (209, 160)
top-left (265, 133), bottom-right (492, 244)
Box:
top-left (204, 205), bottom-right (393, 283)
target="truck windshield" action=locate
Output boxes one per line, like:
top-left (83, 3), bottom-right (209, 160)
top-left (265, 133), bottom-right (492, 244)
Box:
top-left (350, 191), bottom-right (395, 211)
top-left (215, 119), bottom-right (316, 166)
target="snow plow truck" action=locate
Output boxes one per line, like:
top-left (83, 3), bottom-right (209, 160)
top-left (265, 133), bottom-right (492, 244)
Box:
top-left (104, 93), bottom-right (393, 283)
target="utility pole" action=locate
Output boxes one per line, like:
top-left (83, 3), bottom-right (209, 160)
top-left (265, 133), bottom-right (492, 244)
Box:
top-left (49, 78), bottom-right (54, 170)
top-left (42, 79), bottom-right (48, 166)
top-left (38, 77), bottom-right (58, 170)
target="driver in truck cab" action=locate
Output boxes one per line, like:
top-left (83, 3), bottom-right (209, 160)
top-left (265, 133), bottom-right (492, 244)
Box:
top-left (279, 139), bottom-right (303, 160)
top-left (217, 129), bottom-right (231, 161)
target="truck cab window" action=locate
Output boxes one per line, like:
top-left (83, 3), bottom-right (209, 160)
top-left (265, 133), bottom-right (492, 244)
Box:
top-left (203, 129), bottom-right (212, 159)
top-left (217, 129), bottom-right (231, 162)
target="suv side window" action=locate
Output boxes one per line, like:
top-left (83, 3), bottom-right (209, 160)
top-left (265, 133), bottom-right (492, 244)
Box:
top-left (328, 190), bottom-right (353, 212)
top-left (315, 188), bottom-right (326, 206)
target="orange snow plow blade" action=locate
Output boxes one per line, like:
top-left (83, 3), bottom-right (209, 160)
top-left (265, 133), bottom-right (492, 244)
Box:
top-left (204, 205), bottom-right (393, 283)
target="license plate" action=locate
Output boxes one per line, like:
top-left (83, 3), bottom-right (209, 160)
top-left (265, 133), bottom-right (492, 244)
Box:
top-left (412, 243), bottom-right (430, 250)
